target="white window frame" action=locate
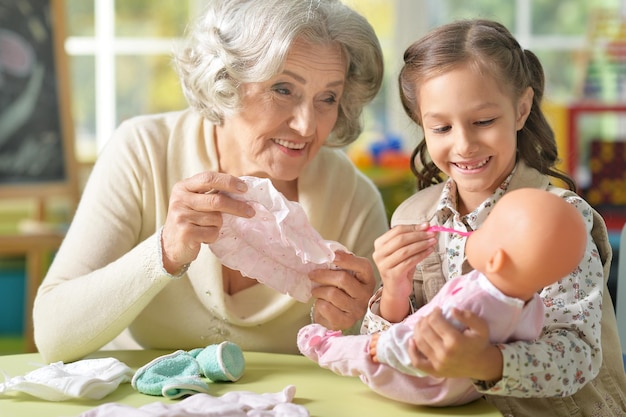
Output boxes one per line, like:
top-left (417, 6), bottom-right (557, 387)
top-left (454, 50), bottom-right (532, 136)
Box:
top-left (64, 0), bottom-right (625, 156)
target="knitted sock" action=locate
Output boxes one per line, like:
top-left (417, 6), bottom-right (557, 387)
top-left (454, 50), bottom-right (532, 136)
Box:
top-left (131, 350), bottom-right (209, 399)
top-left (192, 341), bottom-right (245, 382)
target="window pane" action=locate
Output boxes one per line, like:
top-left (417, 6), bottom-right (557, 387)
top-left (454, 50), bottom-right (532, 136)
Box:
top-left (532, 0), bottom-right (621, 35)
top-left (69, 56), bottom-right (96, 162)
top-left (536, 50), bottom-right (580, 102)
top-left (427, 0), bottom-right (514, 29)
top-left (115, 0), bottom-right (191, 37)
top-left (116, 55), bottom-right (187, 125)
top-left (65, 0), bottom-right (94, 36)
top-left (345, 0), bottom-right (395, 133)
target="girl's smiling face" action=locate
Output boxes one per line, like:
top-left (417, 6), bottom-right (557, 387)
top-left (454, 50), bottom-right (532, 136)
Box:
top-left (215, 39), bottom-right (346, 192)
top-left (417, 64), bottom-right (533, 215)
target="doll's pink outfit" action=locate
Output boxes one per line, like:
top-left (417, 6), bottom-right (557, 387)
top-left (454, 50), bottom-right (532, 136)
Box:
top-left (209, 176), bottom-right (347, 303)
top-left (297, 270), bottom-right (545, 406)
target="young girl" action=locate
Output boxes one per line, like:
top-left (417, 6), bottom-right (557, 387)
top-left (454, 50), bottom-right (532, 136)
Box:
top-left (362, 19), bottom-right (626, 416)
top-left (298, 188), bottom-right (588, 406)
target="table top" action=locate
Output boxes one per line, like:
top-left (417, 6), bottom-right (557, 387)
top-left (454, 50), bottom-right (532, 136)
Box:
top-left (0, 349), bottom-right (502, 416)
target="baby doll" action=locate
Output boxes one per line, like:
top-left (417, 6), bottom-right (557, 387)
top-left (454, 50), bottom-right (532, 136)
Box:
top-left (297, 188), bottom-right (587, 406)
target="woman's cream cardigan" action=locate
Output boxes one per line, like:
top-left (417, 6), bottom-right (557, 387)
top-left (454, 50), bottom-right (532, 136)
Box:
top-left (33, 109), bottom-right (389, 363)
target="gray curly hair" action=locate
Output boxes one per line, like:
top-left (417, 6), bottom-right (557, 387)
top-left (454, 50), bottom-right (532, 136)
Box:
top-left (174, 0), bottom-right (383, 147)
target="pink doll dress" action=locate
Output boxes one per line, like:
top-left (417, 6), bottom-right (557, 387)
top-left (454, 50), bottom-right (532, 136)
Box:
top-left (208, 176), bottom-right (347, 303)
top-left (298, 271), bottom-right (546, 406)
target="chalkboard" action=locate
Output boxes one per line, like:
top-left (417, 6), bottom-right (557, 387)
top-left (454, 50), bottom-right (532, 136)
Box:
top-left (0, 0), bottom-right (77, 200)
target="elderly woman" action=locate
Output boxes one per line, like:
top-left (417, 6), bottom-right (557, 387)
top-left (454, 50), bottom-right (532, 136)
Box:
top-left (33, 0), bottom-right (388, 363)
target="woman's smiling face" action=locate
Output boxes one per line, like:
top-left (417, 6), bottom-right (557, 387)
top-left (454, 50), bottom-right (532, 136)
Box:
top-left (417, 63), bottom-right (532, 214)
top-left (216, 39), bottom-right (346, 184)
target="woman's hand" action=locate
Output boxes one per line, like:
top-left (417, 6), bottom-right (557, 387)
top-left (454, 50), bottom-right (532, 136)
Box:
top-left (373, 223), bottom-right (436, 322)
top-left (407, 307), bottom-right (503, 381)
top-left (309, 251), bottom-right (376, 331)
top-left (161, 171), bottom-right (255, 275)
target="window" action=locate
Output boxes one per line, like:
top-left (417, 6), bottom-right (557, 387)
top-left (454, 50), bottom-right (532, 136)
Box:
top-left (64, 0), bottom-right (625, 169)
top-left (65, 0), bottom-right (197, 162)
top-left (426, 0), bottom-right (623, 102)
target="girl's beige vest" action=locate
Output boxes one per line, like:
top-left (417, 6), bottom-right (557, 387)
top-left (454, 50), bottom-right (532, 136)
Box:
top-left (392, 163), bottom-right (626, 416)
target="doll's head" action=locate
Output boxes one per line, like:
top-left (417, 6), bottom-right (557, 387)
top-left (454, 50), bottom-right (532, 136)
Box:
top-left (464, 188), bottom-right (587, 301)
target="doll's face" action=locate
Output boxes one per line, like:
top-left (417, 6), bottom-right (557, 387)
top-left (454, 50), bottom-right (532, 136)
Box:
top-left (464, 204), bottom-right (507, 273)
top-left (465, 188), bottom-right (587, 282)
top-left (464, 225), bottom-right (488, 273)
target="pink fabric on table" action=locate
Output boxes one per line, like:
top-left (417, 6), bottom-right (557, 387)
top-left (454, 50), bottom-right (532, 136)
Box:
top-left (208, 176), bottom-right (348, 303)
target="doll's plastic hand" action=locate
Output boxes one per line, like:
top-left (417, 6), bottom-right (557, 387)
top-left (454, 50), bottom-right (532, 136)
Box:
top-left (408, 307), bottom-right (501, 381)
top-left (373, 223), bottom-right (436, 322)
top-left (161, 172), bottom-right (255, 274)
top-left (369, 333), bottom-right (381, 363)
top-left (309, 251), bottom-right (376, 331)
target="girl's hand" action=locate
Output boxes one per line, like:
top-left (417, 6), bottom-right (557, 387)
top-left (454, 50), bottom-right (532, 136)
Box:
top-left (373, 223), bottom-right (436, 322)
top-left (309, 251), bottom-right (376, 331)
top-left (161, 172), bottom-right (255, 275)
top-left (407, 307), bottom-right (503, 381)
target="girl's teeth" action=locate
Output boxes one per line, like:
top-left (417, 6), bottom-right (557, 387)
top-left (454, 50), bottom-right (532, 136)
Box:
top-left (457, 158), bottom-right (488, 169)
